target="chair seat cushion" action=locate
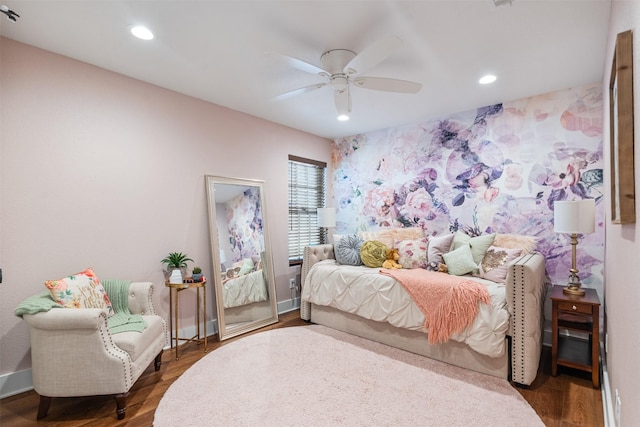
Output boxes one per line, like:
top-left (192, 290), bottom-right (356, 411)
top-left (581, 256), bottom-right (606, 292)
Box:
top-left (111, 315), bottom-right (164, 362)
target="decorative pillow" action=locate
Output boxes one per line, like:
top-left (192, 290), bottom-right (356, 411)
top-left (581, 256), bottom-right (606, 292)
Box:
top-left (359, 227), bottom-right (424, 248)
top-left (480, 246), bottom-right (523, 283)
top-left (426, 233), bottom-right (455, 265)
top-left (452, 231), bottom-right (496, 264)
top-left (442, 245), bottom-right (477, 276)
top-left (360, 240), bottom-right (388, 268)
top-left (395, 238), bottom-right (428, 269)
top-left (238, 258), bottom-right (254, 276)
top-left (493, 234), bottom-right (537, 254)
top-left (44, 267), bottom-right (114, 315)
top-left (335, 234), bottom-right (364, 266)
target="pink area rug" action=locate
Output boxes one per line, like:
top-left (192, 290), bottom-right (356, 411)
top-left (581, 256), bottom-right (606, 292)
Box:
top-left (154, 325), bottom-right (543, 426)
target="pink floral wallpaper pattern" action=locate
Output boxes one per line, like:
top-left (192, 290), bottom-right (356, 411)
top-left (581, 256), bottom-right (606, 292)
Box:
top-left (331, 83), bottom-right (604, 289)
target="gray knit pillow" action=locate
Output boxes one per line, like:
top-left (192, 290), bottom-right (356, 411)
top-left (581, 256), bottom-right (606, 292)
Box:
top-left (335, 234), bottom-right (364, 266)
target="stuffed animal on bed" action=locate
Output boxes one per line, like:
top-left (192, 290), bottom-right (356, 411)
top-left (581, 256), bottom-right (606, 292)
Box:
top-left (382, 248), bottom-right (403, 269)
top-left (427, 261), bottom-right (448, 273)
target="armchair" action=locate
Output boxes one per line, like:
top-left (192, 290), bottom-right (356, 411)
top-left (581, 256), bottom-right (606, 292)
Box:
top-left (22, 281), bottom-right (166, 420)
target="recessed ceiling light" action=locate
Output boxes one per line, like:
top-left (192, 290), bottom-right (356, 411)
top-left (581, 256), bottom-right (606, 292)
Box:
top-left (337, 114), bottom-right (350, 121)
top-left (479, 74), bottom-right (497, 85)
top-left (130, 25), bottom-right (154, 40)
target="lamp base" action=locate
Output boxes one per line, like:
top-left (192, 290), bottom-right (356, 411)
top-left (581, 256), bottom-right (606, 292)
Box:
top-left (562, 286), bottom-right (586, 296)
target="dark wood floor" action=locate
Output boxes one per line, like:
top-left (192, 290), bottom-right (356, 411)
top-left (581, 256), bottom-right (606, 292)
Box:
top-left (0, 310), bottom-right (603, 427)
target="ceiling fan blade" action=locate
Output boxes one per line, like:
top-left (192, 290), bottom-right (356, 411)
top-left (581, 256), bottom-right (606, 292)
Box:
top-left (334, 85), bottom-right (351, 116)
top-left (273, 83), bottom-right (327, 101)
top-left (343, 34), bottom-right (403, 76)
top-left (269, 51), bottom-right (329, 76)
top-left (352, 77), bottom-right (422, 93)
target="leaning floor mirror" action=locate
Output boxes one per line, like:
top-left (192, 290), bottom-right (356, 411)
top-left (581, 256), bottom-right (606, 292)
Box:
top-left (205, 175), bottom-right (279, 340)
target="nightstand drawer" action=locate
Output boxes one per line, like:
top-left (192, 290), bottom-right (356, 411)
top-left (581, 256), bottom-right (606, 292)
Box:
top-left (557, 301), bottom-right (592, 315)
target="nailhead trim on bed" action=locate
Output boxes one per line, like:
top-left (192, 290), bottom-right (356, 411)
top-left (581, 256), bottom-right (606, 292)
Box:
top-left (510, 252), bottom-right (535, 385)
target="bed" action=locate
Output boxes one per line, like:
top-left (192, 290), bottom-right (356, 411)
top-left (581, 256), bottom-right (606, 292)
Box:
top-left (301, 243), bottom-right (547, 386)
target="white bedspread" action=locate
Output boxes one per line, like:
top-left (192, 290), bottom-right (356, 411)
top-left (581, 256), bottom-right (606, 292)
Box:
top-left (223, 269), bottom-right (268, 308)
top-left (301, 259), bottom-right (510, 358)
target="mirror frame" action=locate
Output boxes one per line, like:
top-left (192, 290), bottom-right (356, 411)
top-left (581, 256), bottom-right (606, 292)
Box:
top-left (205, 175), bottom-right (279, 340)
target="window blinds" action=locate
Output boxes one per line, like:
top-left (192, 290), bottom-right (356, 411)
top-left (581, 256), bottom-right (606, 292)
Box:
top-left (288, 156), bottom-right (326, 264)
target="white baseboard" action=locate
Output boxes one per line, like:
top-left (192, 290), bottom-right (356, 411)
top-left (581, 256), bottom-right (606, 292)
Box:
top-left (278, 296), bottom-right (301, 314)
top-left (0, 368), bottom-right (33, 399)
top-left (602, 362), bottom-right (615, 427)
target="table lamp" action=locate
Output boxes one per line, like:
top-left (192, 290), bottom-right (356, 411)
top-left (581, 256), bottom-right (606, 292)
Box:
top-left (317, 207), bottom-right (336, 244)
top-left (553, 199), bottom-right (595, 296)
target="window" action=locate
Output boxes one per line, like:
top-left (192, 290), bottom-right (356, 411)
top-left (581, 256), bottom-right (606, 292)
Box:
top-left (288, 155), bottom-right (327, 265)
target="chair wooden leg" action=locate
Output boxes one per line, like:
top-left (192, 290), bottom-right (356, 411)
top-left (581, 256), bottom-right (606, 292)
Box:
top-left (114, 393), bottom-right (128, 420)
top-left (154, 351), bottom-right (162, 371)
top-left (37, 395), bottom-right (52, 419)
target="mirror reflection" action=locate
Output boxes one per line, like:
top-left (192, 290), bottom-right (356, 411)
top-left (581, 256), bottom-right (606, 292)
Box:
top-left (205, 175), bottom-right (278, 340)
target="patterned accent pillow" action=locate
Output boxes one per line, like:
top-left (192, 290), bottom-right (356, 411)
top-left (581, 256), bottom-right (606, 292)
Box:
top-left (395, 238), bottom-right (428, 269)
top-left (480, 246), bottom-right (523, 284)
top-left (451, 231), bottom-right (496, 264)
top-left (442, 245), bottom-right (477, 276)
top-left (426, 233), bottom-right (455, 266)
top-left (44, 267), bottom-right (114, 316)
top-left (335, 234), bottom-right (364, 266)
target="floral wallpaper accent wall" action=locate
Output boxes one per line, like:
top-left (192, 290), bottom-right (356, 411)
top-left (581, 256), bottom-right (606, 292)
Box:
top-left (332, 83), bottom-right (604, 290)
top-left (225, 187), bottom-right (264, 262)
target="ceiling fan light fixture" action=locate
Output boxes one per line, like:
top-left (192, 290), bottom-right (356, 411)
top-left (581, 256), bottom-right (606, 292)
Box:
top-left (479, 74), bottom-right (497, 85)
top-left (130, 25), bottom-right (154, 40)
top-left (337, 114), bottom-right (350, 121)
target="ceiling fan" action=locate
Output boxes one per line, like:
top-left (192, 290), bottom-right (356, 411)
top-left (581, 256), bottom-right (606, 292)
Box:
top-left (273, 35), bottom-right (422, 120)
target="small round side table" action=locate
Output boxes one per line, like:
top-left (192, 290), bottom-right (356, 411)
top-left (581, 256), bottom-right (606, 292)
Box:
top-left (165, 279), bottom-right (207, 360)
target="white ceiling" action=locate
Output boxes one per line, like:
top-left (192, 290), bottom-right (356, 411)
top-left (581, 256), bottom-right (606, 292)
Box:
top-left (0, 1), bottom-right (611, 139)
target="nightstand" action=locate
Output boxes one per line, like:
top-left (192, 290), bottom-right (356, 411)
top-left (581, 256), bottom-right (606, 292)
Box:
top-left (550, 285), bottom-right (600, 388)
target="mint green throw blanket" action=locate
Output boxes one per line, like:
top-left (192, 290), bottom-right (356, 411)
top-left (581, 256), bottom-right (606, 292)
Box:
top-left (102, 279), bottom-right (147, 334)
top-left (14, 292), bottom-right (62, 316)
top-left (15, 280), bottom-right (146, 334)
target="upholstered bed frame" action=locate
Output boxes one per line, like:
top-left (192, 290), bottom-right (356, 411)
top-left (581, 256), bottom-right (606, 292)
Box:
top-left (301, 244), bottom-right (547, 386)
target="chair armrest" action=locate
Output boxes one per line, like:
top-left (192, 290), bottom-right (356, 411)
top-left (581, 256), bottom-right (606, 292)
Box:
top-left (23, 308), bottom-right (106, 330)
top-left (127, 282), bottom-right (156, 315)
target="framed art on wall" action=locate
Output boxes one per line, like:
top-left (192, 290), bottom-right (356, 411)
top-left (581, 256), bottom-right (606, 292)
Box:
top-left (609, 29), bottom-right (635, 224)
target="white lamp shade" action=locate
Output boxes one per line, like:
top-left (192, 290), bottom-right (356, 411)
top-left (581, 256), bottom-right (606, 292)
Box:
top-left (317, 207), bottom-right (336, 228)
top-left (554, 199), bottom-right (595, 234)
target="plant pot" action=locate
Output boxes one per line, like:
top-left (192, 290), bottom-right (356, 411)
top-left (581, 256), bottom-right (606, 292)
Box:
top-left (169, 269), bottom-right (183, 284)
top-left (192, 273), bottom-right (203, 282)
top-left (164, 267), bottom-right (187, 281)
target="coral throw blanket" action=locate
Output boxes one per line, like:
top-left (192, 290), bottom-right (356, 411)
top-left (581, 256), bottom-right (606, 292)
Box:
top-left (380, 269), bottom-right (490, 344)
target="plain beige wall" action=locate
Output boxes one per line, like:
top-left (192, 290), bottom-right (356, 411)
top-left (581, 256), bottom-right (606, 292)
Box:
top-left (604, 2), bottom-right (640, 426)
top-left (0, 38), bottom-right (332, 375)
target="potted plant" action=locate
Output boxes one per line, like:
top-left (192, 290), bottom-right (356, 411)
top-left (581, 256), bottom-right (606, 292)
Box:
top-left (161, 252), bottom-right (194, 281)
top-left (192, 266), bottom-right (203, 282)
